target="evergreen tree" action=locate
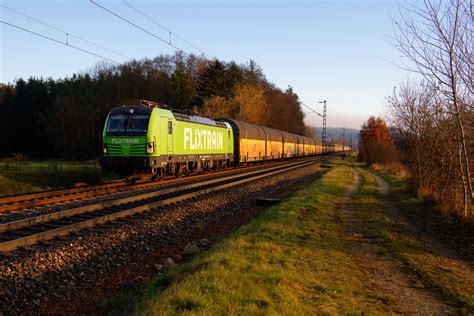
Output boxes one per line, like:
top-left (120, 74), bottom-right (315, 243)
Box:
top-left (170, 60), bottom-right (195, 110)
top-left (196, 60), bottom-right (233, 105)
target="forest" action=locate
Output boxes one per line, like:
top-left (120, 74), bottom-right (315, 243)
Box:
top-left (0, 54), bottom-right (310, 160)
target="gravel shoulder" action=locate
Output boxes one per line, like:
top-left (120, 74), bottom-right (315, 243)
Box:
top-left (0, 161), bottom-right (325, 315)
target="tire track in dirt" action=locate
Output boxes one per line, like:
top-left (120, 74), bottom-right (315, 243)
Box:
top-left (338, 168), bottom-right (454, 314)
top-left (365, 170), bottom-right (474, 310)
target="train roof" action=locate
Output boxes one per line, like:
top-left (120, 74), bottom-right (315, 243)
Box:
top-left (218, 118), bottom-right (315, 143)
top-left (109, 105), bottom-right (228, 128)
top-left (109, 105), bottom-right (153, 115)
top-left (173, 112), bottom-right (227, 128)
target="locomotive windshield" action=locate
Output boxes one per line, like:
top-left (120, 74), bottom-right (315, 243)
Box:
top-left (106, 113), bottom-right (150, 135)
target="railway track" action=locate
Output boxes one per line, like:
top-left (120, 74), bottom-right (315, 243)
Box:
top-left (0, 157), bottom-right (324, 252)
top-left (0, 159), bottom-right (299, 214)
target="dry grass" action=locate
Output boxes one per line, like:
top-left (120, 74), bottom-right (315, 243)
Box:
top-left (354, 170), bottom-right (474, 311)
top-left (370, 162), bottom-right (409, 179)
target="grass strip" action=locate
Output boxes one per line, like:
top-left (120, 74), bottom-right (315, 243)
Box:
top-left (353, 169), bottom-right (474, 312)
top-left (134, 162), bottom-right (396, 315)
top-left (0, 168), bottom-right (116, 197)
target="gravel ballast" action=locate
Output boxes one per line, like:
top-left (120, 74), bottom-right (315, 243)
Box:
top-left (0, 162), bottom-right (326, 315)
top-left (0, 162), bottom-right (291, 224)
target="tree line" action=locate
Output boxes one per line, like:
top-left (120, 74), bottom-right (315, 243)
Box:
top-left (359, 0), bottom-right (473, 219)
top-left (0, 54), bottom-right (311, 160)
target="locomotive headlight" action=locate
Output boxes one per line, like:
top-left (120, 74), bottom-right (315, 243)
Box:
top-left (146, 142), bottom-right (155, 154)
top-left (103, 145), bottom-right (108, 154)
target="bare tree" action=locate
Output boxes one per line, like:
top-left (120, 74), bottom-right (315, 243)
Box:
top-left (393, 0), bottom-right (473, 215)
top-left (387, 82), bottom-right (466, 214)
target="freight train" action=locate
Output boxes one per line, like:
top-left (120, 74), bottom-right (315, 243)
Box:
top-left (100, 100), bottom-right (342, 182)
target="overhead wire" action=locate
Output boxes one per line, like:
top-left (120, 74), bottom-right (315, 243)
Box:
top-left (0, 20), bottom-right (120, 64)
top-left (0, 4), bottom-right (130, 60)
top-left (300, 102), bottom-right (323, 117)
top-left (90, 0), bottom-right (184, 53)
top-left (3, 1), bottom-right (309, 120)
top-left (89, 0), bottom-right (236, 113)
top-left (2, 1), bottom-right (219, 105)
top-left (122, 0), bottom-right (206, 55)
top-left (89, 1), bottom-right (296, 116)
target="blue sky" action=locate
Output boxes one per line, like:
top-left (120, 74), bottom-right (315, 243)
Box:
top-left (0, 0), bottom-right (413, 129)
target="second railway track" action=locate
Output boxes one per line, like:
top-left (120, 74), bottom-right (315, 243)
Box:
top-left (0, 158), bottom-right (311, 214)
top-left (0, 157), bottom-right (325, 252)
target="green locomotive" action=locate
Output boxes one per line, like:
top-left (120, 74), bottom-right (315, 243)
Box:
top-left (101, 100), bottom-right (329, 182)
top-left (100, 100), bottom-right (234, 181)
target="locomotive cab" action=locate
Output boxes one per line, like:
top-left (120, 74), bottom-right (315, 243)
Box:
top-left (103, 106), bottom-right (153, 155)
top-left (100, 105), bottom-right (159, 179)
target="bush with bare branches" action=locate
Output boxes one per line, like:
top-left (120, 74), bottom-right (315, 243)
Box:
top-left (390, 0), bottom-right (473, 218)
top-left (387, 82), bottom-right (473, 217)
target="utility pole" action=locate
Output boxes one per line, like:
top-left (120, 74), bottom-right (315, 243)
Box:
top-left (317, 100), bottom-right (328, 167)
top-left (304, 100), bottom-right (328, 167)
top-left (322, 100), bottom-right (327, 155)
top-left (350, 135), bottom-right (353, 154)
top-left (342, 127), bottom-right (345, 152)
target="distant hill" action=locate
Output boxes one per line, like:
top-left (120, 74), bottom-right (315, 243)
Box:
top-left (314, 127), bottom-right (359, 150)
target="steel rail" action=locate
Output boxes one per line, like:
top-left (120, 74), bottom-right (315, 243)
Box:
top-left (0, 158), bottom-right (322, 252)
top-left (0, 158), bottom-right (303, 213)
top-left (0, 181), bottom-right (127, 205)
top-left (0, 159), bottom-right (315, 233)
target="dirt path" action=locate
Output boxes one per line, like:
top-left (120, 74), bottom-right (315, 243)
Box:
top-left (338, 168), bottom-right (454, 314)
top-left (367, 170), bottom-right (474, 267)
top-left (365, 170), bottom-right (474, 306)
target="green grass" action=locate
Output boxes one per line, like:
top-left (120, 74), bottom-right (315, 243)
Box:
top-left (133, 162), bottom-right (397, 315)
top-left (0, 160), bottom-right (117, 197)
top-left (353, 169), bottom-right (474, 312)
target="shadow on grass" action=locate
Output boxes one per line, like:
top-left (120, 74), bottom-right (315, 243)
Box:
top-left (0, 169), bottom-right (118, 197)
top-left (354, 170), bottom-right (474, 312)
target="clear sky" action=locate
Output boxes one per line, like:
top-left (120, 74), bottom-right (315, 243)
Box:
top-left (0, 0), bottom-right (413, 129)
